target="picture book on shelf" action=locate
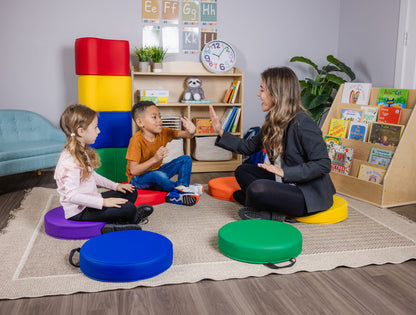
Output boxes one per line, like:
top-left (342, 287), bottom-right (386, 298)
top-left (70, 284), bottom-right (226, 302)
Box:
top-left (324, 136), bottom-right (341, 151)
top-left (223, 80), bottom-right (241, 104)
top-left (358, 164), bottom-right (386, 184)
top-left (377, 106), bottom-right (403, 124)
top-left (361, 106), bottom-right (378, 124)
top-left (368, 148), bottom-right (394, 167)
top-left (340, 109), bottom-right (363, 122)
top-left (194, 118), bottom-right (213, 134)
top-left (328, 119), bottom-right (349, 138)
top-left (341, 83), bottom-right (372, 105)
top-left (348, 122), bottom-right (368, 141)
top-left (376, 88), bottom-right (408, 108)
top-left (328, 144), bottom-right (354, 175)
top-left (368, 122), bottom-right (404, 147)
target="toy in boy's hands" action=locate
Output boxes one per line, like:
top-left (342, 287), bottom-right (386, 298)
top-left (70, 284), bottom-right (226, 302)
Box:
top-left (183, 77), bottom-right (205, 101)
top-left (181, 116), bottom-right (196, 135)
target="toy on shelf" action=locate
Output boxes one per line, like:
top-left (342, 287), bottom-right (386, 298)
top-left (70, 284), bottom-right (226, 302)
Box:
top-left (183, 77), bottom-right (205, 102)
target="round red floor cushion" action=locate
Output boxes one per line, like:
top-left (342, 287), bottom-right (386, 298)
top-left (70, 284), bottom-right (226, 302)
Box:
top-left (208, 176), bottom-right (241, 201)
top-left (135, 189), bottom-right (168, 206)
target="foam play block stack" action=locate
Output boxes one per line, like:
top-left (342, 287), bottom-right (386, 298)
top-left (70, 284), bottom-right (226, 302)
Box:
top-left (75, 37), bottom-right (132, 182)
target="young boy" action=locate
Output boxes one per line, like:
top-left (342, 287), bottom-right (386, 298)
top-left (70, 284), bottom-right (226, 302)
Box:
top-left (127, 101), bottom-right (203, 206)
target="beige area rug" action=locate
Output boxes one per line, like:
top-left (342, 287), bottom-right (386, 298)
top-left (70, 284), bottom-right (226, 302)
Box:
top-left (1, 187), bottom-right (416, 300)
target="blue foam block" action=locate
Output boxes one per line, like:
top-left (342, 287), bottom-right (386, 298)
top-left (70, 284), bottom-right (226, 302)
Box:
top-left (79, 230), bottom-right (173, 282)
top-left (91, 111), bottom-right (132, 149)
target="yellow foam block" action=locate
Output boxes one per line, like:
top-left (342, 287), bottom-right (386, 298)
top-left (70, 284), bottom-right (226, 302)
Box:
top-left (295, 195), bottom-right (348, 224)
top-left (78, 75), bottom-right (131, 111)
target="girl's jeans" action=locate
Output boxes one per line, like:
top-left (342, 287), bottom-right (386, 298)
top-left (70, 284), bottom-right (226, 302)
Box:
top-left (130, 155), bottom-right (192, 192)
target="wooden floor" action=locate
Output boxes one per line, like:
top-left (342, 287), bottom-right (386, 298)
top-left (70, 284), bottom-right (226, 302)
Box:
top-left (0, 170), bottom-right (415, 315)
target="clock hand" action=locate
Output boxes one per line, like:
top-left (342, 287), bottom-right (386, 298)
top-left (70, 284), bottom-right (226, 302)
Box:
top-left (218, 48), bottom-right (226, 58)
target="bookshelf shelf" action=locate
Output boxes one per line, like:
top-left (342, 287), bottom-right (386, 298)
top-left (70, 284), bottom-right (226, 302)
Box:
top-left (131, 61), bottom-right (244, 173)
top-left (322, 85), bottom-right (416, 207)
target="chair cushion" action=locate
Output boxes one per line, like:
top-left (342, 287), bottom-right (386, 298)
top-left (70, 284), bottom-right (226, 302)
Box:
top-left (208, 176), bottom-right (241, 201)
top-left (295, 195), bottom-right (348, 224)
top-left (218, 220), bottom-right (302, 264)
top-left (44, 207), bottom-right (106, 240)
top-left (78, 230), bottom-right (173, 282)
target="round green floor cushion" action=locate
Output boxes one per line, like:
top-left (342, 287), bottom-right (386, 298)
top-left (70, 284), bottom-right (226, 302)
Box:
top-left (218, 220), bottom-right (302, 267)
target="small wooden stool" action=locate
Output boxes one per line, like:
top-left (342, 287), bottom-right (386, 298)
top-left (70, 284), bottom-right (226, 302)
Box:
top-left (295, 195), bottom-right (348, 224)
top-left (208, 176), bottom-right (241, 201)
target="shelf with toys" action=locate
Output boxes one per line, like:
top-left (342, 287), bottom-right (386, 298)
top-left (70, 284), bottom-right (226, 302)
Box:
top-left (321, 85), bottom-right (416, 207)
top-left (130, 61), bottom-right (244, 173)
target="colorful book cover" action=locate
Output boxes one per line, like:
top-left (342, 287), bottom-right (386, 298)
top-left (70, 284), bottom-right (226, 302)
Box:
top-left (230, 108), bottom-right (241, 132)
top-left (368, 148), bottom-right (394, 167)
top-left (328, 119), bottom-right (349, 138)
top-left (139, 96), bottom-right (168, 104)
top-left (224, 107), bottom-right (238, 131)
top-left (348, 122), bottom-right (368, 141)
top-left (358, 164), bottom-right (386, 184)
top-left (340, 109), bottom-right (363, 122)
top-left (341, 83), bottom-right (372, 105)
top-left (368, 122), bottom-right (404, 147)
top-left (376, 88), bottom-right (408, 108)
top-left (377, 106), bottom-right (403, 124)
top-left (328, 144), bottom-right (354, 175)
top-left (195, 118), bottom-right (213, 134)
top-left (324, 135), bottom-right (341, 151)
top-left (361, 106), bottom-right (378, 124)
top-left (230, 80), bottom-right (241, 104)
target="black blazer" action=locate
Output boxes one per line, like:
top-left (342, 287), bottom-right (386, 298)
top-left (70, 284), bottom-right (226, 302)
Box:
top-left (215, 112), bottom-right (335, 213)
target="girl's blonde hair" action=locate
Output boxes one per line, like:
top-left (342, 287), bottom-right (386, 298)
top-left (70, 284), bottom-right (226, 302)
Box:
top-left (59, 104), bottom-right (100, 181)
top-left (260, 67), bottom-right (306, 160)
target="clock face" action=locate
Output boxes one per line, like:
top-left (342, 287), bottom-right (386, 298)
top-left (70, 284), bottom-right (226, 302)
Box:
top-left (201, 40), bottom-right (236, 73)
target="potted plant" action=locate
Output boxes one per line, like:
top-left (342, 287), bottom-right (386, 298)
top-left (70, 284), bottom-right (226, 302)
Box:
top-left (150, 46), bottom-right (168, 72)
top-left (290, 55), bottom-right (356, 124)
top-left (134, 46), bottom-right (152, 72)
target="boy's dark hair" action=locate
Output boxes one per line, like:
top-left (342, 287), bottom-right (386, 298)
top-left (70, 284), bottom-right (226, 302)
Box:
top-left (131, 101), bottom-right (156, 120)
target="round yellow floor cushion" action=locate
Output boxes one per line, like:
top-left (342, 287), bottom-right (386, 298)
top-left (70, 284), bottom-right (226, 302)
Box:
top-left (295, 195), bottom-right (348, 224)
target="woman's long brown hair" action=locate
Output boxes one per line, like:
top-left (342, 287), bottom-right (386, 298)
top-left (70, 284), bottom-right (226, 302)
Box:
top-left (59, 104), bottom-right (100, 181)
top-left (261, 67), bottom-right (306, 160)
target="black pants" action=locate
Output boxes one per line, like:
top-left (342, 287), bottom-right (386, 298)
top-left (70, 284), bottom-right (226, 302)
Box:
top-left (69, 190), bottom-right (138, 224)
top-left (235, 164), bottom-right (308, 217)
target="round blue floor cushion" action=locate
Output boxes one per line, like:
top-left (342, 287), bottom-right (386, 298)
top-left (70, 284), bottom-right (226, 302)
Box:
top-left (218, 220), bottom-right (302, 268)
top-left (70, 230), bottom-right (173, 282)
top-left (44, 206), bottom-right (106, 240)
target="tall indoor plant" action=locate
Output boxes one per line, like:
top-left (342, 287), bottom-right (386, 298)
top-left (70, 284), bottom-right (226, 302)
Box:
top-left (290, 55), bottom-right (356, 123)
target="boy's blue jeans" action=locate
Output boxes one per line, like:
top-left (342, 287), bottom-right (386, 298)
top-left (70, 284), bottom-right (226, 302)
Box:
top-left (130, 155), bottom-right (192, 192)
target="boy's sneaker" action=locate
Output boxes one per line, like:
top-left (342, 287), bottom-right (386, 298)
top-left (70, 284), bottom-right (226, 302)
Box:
top-left (165, 189), bottom-right (200, 206)
top-left (175, 184), bottom-right (204, 196)
top-left (135, 204), bottom-right (154, 224)
top-left (101, 223), bottom-right (142, 234)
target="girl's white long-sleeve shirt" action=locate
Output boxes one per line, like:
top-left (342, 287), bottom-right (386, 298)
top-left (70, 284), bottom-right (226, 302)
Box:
top-left (54, 150), bottom-right (118, 219)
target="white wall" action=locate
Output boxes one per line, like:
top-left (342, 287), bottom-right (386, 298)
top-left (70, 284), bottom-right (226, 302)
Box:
top-left (0, 0), bottom-right (400, 132)
top-left (338, 0), bottom-right (400, 87)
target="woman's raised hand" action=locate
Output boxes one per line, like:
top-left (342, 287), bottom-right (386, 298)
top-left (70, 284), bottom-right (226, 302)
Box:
top-left (209, 105), bottom-right (223, 136)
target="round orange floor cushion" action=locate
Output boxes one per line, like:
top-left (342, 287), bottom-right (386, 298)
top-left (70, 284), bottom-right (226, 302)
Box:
top-left (208, 176), bottom-right (241, 201)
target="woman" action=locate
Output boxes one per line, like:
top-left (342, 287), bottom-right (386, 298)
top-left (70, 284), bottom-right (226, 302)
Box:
top-left (209, 67), bottom-right (335, 221)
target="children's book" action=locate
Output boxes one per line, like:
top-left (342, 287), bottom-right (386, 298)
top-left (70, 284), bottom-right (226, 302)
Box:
top-left (230, 108), bottom-right (241, 132)
top-left (348, 122), bottom-right (368, 141)
top-left (368, 148), bottom-right (394, 167)
top-left (358, 164), bottom-right (386, 184)
top-left (221, 108), bottom-right (234, 128)
top-left (224, 107), bottom-right (238, 131)
top-left (360, 106), bottom-right (378, 124)
top-left (341, 83), bottom-right (372, 105)
top-left (376, 88), bottom-right (409, 108)
top-left (368, 122), bottom-right (404, 147)
top-left (328, 144), bottom-right (354, 175)
top-left (340, 109), bottom-right (363, 122)
top-left (194, 118), bottom-right (213, 134)
top-left (328, 119), bottom-right (349, 138)
top-left (324, 135), bottom-right (341, 151)
top-left (230, 81), bottom-right (241, 104)
top-left (377, 106), bottom-right (403, 124)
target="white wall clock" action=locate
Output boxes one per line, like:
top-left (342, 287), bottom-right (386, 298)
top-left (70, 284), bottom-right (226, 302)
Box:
top-left (201, 40), bottom-right (236, 73)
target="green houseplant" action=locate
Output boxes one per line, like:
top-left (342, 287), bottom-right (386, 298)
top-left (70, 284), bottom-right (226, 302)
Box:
top-left (134, 46), bottom-right (152, 72)
top-left (290, 55), bottom-right (356, 123)
top-left (150, 46), bottom-right (168, 72)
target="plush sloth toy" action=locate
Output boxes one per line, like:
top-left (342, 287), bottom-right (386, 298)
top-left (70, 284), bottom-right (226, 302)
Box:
top-left (183, 77), bottom-right (205, 101)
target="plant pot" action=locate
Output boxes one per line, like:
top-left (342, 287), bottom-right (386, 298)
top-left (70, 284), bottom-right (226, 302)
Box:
top-left (152, 62), bottom-right (163, 73)
top-left (138, 61), bottom-right (150, 72)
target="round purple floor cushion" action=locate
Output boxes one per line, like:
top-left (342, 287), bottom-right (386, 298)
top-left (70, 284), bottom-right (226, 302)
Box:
top-left (44, 206), bottom-right (106, 240)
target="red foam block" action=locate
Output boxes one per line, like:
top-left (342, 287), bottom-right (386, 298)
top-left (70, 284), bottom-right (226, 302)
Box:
top-left (75, 37), bottom-right (130, 76)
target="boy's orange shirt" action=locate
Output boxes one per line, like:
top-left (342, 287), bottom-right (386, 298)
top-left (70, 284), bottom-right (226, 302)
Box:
top-left (126, 127), bottom-right (179, 182)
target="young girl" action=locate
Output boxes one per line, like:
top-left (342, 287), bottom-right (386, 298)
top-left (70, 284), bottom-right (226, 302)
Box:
top-left (209, 67), bottom-right (336, 221)
top-left (55, 104), bottom-right (153, 233)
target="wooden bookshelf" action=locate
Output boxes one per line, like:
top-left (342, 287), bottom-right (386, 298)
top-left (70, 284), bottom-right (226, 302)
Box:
top-left (322, 85), bottom-right (416, 208)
